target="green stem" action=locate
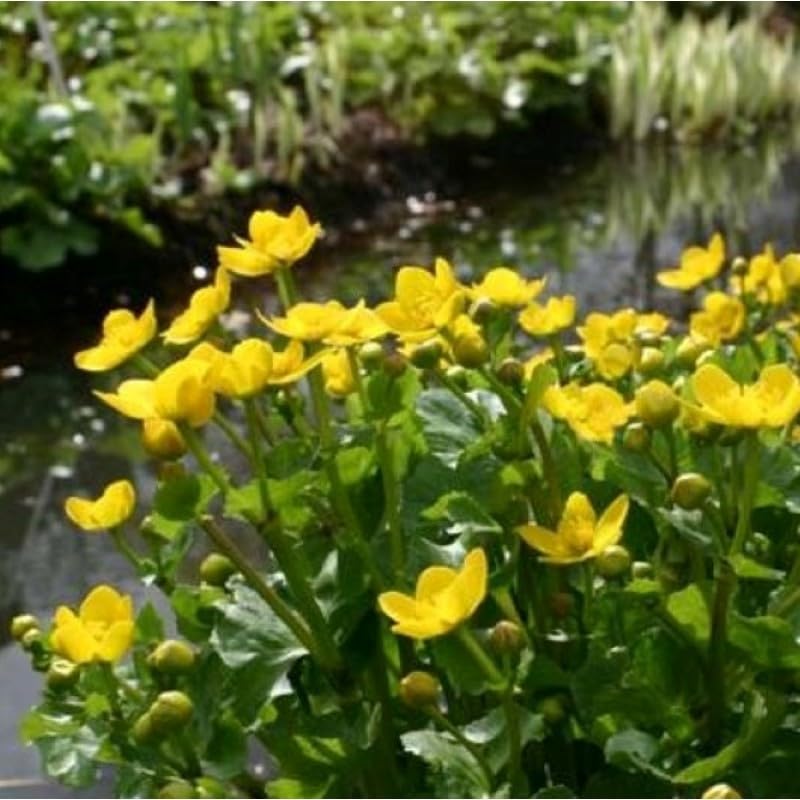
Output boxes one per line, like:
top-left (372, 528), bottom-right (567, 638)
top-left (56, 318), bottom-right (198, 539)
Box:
top-left (582, 562), bottom-right (594, 625)
top-left (110, 528), bottom-right (142, 571)
top-left (481, 367), bottom-right (522, 416)
top-left (663, 426), bottom-right (679, 479)
top-left (213, 411), bottom-right (252, 458)
top-left (347, 347), bottom-right (372, 418)
top-left (376, 420), bottom-right (405, 586)
top-left (197, 515), bottom-right (322, 662)
top-left (427, 708), bottom-right (495, 788)
top-left (502, 692), bottom-right (524, 794)
top-left (455, 627), bottom-right (506, 690)
top-left (708, 560), bottom-right (736, 747)
top-left (435, 371), bottom-right (487, 424)
top-left (179, 424), bottom-right (229, 496)
top-left (730, 433), bottom-right (760, 555)
top-left (530, 417), bottom-right (562, 523)
top-left (549, 334), bottom-right (568, 382)
top-left (133, 353), bottom-right (160, 378)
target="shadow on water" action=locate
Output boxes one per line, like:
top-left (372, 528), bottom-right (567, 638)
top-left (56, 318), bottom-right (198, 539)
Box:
top-left (3, 131), bottom-right (800, 794)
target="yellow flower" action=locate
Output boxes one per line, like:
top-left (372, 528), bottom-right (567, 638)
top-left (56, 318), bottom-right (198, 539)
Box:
top-left (217, 206), bottom-right (321, 276)
top-left (163, 267), bottom-right (230, 345)
top-left (523, 348), bottom-right (554, 378)
top-left (65, 480), bottom-right (135, 531)
top-left (323, 300), bottom-right (389, 347)
top-left (376, 258), bottom-right (465, 342)
top-left (739, 245), bottom-right (786, 305)
top-left (519, 296), bottom-right (576, 337)
top-left (141, 419), bottom-right (186, 460)
top-left (470, 267), bottom-right (545, 308)
top-left (50, 585), bottom-right (134, 664)
top-left (322, 349), bottom-right (356, 398)
top-left (543, 382), bottom-right (632, 443)
top-left (517, 492), bottom-right (629, 565)
top-left (378, 549), bottom-right (487, 639)
top-left (269, 340), bottom-right (327, 385)
top-left (656, 233), bottom-right (725, 291)
top-left (780, 253), bottom-right (800, 290)
top-left (210, 339), bottom-right (274, 398)
top-left (691, 363), bottom-right (800, 428)
top-left (261, 301), bottom-right (347, 342)
top-left (689, 292), bottom-right (745, 346)
top-left (95, 357), bottom-right (216, 427)
top-left (74, 300), bottom-right (156, 372)
top-left (448, 313), bottom-right (489, 368)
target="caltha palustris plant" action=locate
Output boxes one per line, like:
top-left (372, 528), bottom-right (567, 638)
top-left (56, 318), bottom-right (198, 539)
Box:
top-left (14, 217), bottom-right (800, 798)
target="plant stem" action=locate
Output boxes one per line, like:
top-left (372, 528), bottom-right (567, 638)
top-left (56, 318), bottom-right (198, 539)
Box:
top-left (197, 515), bottom-right (318, 655)
top-left (110, 528), bottom-right (141, 571)
top-left (582, 562), bottom-right (595, 624)
top-left (375, 420), bottom-right (405, 586)
top-left (708, 559), bottom-right (736, 747)
top-left (427, 707), bottom-right (495, 788)
top-left (730, 433), bottom-right (759, 555)
top-left (434, 370), bottom-right (487, 424)
top-left (455, 627), bottom-right (506, 690)
top-left (179, 424), bottom-right (229, 496)
top-left (663, 426), bottom-right (679, 479)
top-left (530, 417), bottom-right (562, 524)
top-left (502, 692), bottom-right (524, 794)
top-left (213, 410), bottom-right (252, 458)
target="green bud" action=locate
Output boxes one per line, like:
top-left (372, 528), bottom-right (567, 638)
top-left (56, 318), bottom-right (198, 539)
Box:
top-left (10, 614), bottom-right (39, 642)
top-left (200, 553), bottom-right (237, 587)
top-left (158, 461), bottom-right (187, 483)
top-left (399, 671), bottom-right (440, 709)
top-left (622, 422), bottom-right (650, 453)
top-left (21, 627), bottom-right (42, 652)
top-left (149, 690), bottom-right (194, 734)
top-left (635, 380), bottom-right (680, 428)
top-left (142, 419), bottom-right (187, 460)
top-left (445, 364), bottom-right (468, 388)
top-left (148, 640), bottom-right (196, 675)
top-left (731, 256), bottom-right (748, 275)
top-left (746, 531), bottom-right (772, 560)
top-left (638, 347), bottom-right (664, 374)
top-left (132, 712), bottom-right (156, 745)
top-left (595, 544), bottom-right (632, 579)
top-left (675, 336), bottom-right (710, 368)
top-left (489, 620), bottom-right (524, 655)
top-left (469, 297), bottom-right (497, 325)
top-left (409, 338), bottom-right (444, 370)
top-left (496, 358), bottom-right (524, 386)
top-left (46, 658), bottom-right (79, 691)
top-left (538, 695), bottom-right (567, 725)
top-left (671, 473), bottom-right (712, 510)
top-left (358, 341), bottom-right (385, 370)
top-left (158, 780), bottom-right (197, 799)
top-left (452, 334), bottom-right (489, 369)
top-left (632, 561), bottom-right (654, 580)
top-left (195, 778), bottom-right (228, 799)
top-left (382, 352), bottom-right (407, 378)
top-left (702, 784), bottom-right (742, 800)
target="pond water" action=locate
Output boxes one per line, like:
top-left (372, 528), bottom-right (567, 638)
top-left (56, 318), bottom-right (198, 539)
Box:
top-left (3, 131), bottom-right (800, 795)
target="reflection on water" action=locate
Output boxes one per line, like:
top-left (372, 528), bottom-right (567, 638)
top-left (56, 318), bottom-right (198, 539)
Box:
top-left (3, 134), bottom-right (800, 792)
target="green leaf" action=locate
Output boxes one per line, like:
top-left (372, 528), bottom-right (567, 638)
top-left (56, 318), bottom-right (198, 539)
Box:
top-left (729, 613), bottom-right (800, 670)
top-left (401, 728), bottom-right (491, 798)
top-left (729, 554), bottom-right (784, 581)
top-left (523, 363), bottom-right (558, 421)
top-left (462, 705), bottom-right (545, 773)
top-left (203, 713), bottom-right (248, 780)
top-left (657, 508), bottom-right (713, 550)
top-left (422, 490), bottom-right (502, 543)
top-left (416, 388), bottom-right (483, 469)
top-left (151, 473), bottom-right (217, 540)
top-left (665, 584), bottom-right (710, 644)
top-left (605, 729), bottom-right (669, 780)
top-left (134, 601), bottom-right (165, 644)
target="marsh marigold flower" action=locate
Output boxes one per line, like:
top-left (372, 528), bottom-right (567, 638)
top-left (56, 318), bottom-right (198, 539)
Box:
top-left (141, 419), bottom-right (186, 460)
top-left (50, 585), bottom-right (134, 664)
top-left (376, 258), bottom-right (465, 342)
top-left (378, 548), bottom-right (487, 639)
top-left (690, 363), bottom-right (800, 428)
top-left (322, 349), bottom-right (356, 398)
top-left (519, 296), bottom-right (576, 337)
top-left (74, 301), bottom-right (156, 372)
top-left (95, 357), bottom-right (216, 427)
top-left (217, 206), bottom-right (320, 276)
top-left (163, 267), bottom-right (230, 345)
top-left (321, 300), bottom-right (388, 347)
top-left (517, 492), bottom-right (629, 565)
top-left (657, 233), bottom-right (725, 291)
top-left (738, 244), bottom-right (787, 305)
top-left (689, 291), bottom-right (745, 346)
top-left (261, 301), bottom-right (347, 342)
top-left (470, 267), bottom-right (545, 308)
top-left (65, 480), bottom-right (135, 531)
top-left (543, 382), bottom-right (632, 443)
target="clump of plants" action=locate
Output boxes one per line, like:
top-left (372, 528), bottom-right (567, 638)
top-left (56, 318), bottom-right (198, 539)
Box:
top-left (13, 211), bottom-right (800, 798)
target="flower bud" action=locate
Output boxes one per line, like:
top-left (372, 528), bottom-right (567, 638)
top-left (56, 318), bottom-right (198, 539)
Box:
top-left (675, 336), bottom-right (710, 368)
top-left (632, 561), bottom-right (654, 579)
top-left (489, 620), bottom-right (524, 655)
top-left (410, 338), bottom-right (444, 370)
top-left (731, 256), bottom-right (748, 275)
top-left (496, 358), bottom-right (524, 386)
top-left (358, 341), bottom-right (385, 370)
top-left (469, 297), bottom-right (497, 325)
top-left (199, 553), bottom-right (237, 587)
top-left (132, 712), bottom-right (156, 744)
top-left (148, 640), bottom-right (196, 675)
top-left (595, 544), bottom-right (631, 578)
top-left (10, 614), bottom-right (40, 642)
top-left (671, 473), bottom-right (712, 510)
top-left (635, 380), bottom-right (680, 428)
top-left (622, 422), bottom-right (650, 453)
top-left (149, 690), bottom-right (194, 734)
top-left (399, 671), bottom-right (440, 709)
top-left (538, 695), bottom-right (567, 725)
top-left (195, 778), bottom-right (228, 799)
top-left (638, 347), bottom-right (664, 374)
top-left (158, 780), bottom-right (197, 799)
top-left (21, 627), bottom-right (43, 652)
top-left (142, 419), bottom-right (186, 460)
top-left (452, 333), bottom-right (489, 369)
top-left (445, 364), bottom-right (468, 388)
top-left (382, 352), bottom-right (407, 378)
top-left (46, 658), bottom-right (80, 691)
top-left (702, 784), bottom-right (742, 800)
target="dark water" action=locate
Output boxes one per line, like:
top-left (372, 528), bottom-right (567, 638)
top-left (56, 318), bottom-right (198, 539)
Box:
top-left (3, 132), bottom-right (800, 794)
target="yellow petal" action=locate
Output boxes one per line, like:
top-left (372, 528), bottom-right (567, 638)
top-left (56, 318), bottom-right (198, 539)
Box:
top-left (593, 495), bottom-right (630, 552)
top-left (692, 364), bottom-right (738, 415)
top-left (377, 591), bottom-right (420, 624)
top-left (217, 245), bottom-right (274, 277)
top-left (97, 620), bottom-right (135, 662)
top-left (415, 566), bottom-right (457, 602)
top-left (79, 585), bottom-right (130, 626)
top-left (391, 618), bottom-right (449, 639)
top-left (447, 548), bottom-right (487, 619)
top-left (74, 342), bottom-right (130, 372)
top-left (94, 380), bottom-right (158, 420)
top-left (51, 620), bottom-right (97, 664)
top-left (656, 269), bottom-right (702, 291)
